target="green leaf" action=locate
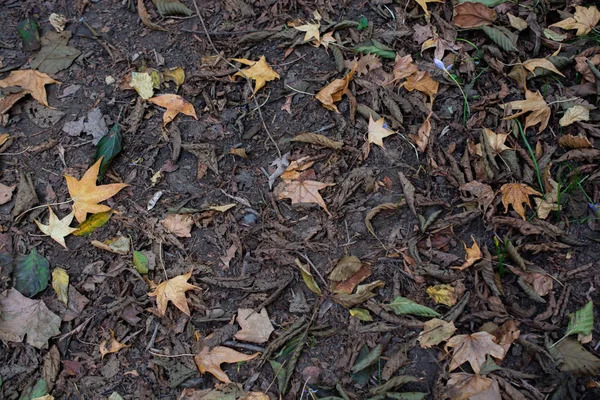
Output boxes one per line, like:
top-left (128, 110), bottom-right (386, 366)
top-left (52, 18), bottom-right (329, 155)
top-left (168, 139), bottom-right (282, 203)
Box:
top-left (387, 296), bottom-right (440, 317)
top-left (349, 308), bottom-right (373, 321)
top-left (17, 18), bottom-right (40, 52)
top-left (18, 378), bottom-right (48, 400)
top-left (269, 359), bottom-right (288, 395)
top-left (457, 0), bottom-right (507, 6)
top-left (351, 343), bottom-right (384, 373)
top-left (133, 250), bottom-right (149, 274)
top-left (357, 16), bottom-right (369, 31)
top-left (567, 301), bottom-right (594, 336)
top-left (93, 123), bottom-right (123, 180)
top-left (354, 40), bottom-right (396, 59)
top-left (156, 0), bottom-right (193, 16)
top-left (351, 344), bottom-right (375, 384)
top-left (72, 210), bottom-right (113, 236)
top-left (12, 249), bottom-right (50, 298)
top-left (481, 26), bottom-right (517, 52)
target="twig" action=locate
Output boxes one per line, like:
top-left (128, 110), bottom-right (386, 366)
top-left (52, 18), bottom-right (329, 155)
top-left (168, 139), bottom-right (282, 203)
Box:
top-left (300, 253), bottom-right (328, 288)
top-left (145, 323), bottom-right (160, 351)
top-left (0, 147), bottom-right (30, 156)
top-left (181, 28), bottom-right (261, 36)
top-left (190, 0), bottom-right (281, 158)
top-left (15, 199), bottom-right (73, 221)
top-left (148, 351), bottom-right (195, 357)
top-left (285, 84), bottom-right (315, 96)
top-left (222, 340), bottom-right (266, 353)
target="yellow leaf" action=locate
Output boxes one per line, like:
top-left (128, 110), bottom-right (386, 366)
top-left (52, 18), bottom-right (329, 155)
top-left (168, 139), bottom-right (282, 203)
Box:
top-left (72, 210), bottom-right (113, 236)
top-left (500, 183), bottom-right (542, 220)
top-left (99, 329), bottom-right (128, 359)
top-left (35, 207), bottom-right (77, 249)
top-left (349, 308), bottom-right (373, 321)
top-left (148, 94), bottom-right (198, 126)
top-left (52, 268), bottom-right (69, 305)
top-left (559, 105), bottom-right (590, 126)
top-left (162, 66), bottom-right (185, 87)
top-left (453, 236), bottom-right (482, 270)
top-left (415, 0), bottom-right (443, 18)
top-left (550, 5), bottom-right (600, 36)
top-left (522, 58), bottom-right (565, 77)
top-left (194, 346), bottom-right (259, 383)
top-left (502, 89), bottom-right (550, 132)
top-left (427, 284), bottom-right (457, 306)
top-left (0, 70), bottom-right (59, 107)
top-left (315, 61), bottom-right (357, 112)
top-left (294, 21), bottom-right (320, 42)
top-left (368, 116), bottom-right (395, 148)
top-left (130, 72), bottom-right (154, 100)
top-left (148, 270), bottom-right (200, 317)
top-left (295, 258), bottom-right (322, 295)
top-left (65, 158), bottom-right (129, 223)
top-left (209, 204), bottom-right (236, 212)
top-left (232, 56), bottom-right (280, 93)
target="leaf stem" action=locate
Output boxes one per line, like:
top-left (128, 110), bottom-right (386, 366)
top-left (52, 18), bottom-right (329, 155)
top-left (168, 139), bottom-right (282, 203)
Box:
top-left (515, 119), bottom-right (545, 194)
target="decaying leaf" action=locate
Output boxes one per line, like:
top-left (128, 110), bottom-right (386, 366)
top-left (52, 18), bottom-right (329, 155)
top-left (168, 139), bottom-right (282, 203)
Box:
top-left (35, 208), bottom-right (77, 249)
top-left (291, 132), bottom-right (343, 149)
top-left (315, 61), bottom-right (357, 112)
top-left (559, 105), bottom-right (590, 127)
top-left (0, 70), bottom-right (59, 107)
top-left (296, 258), bottom-right (322, 295)
top-left (427, 284), bottom-right (457, 306)
top-left (194, 346), bottom-right (259, 383)
top-left (368, 115), bottom-right (395, 148)
top-left (507, 14), bottom-right (528, 31)
top-left (419, 318), bottom-right (456, 348)
top-left (161, 214), bottom-right (194, 237)
top-left (402, 71), bottom-right (439, 103)
top-left (483, 127), bottom-right (510, 156)
top-left (445, 332), bottom-right (505, 373)
top-left (234, 308), bottom-right (274, 344)
top-left (447, 373), bottom-right (501, 400)
top-left (232, 56), bottom-right (280, 93)
top-left (51, 268), bottom-right (69, 305)
top-left (409, 112), bottom-right (432, 153)
top-left (148, 94), bottom-right (198, 126)
top-left (148, 270), bottom-right (200, 317)
top-left (535, 177), bottom-right (561, 219)
top-left (522, 58), bottom-right (565, 77)
top-left (503, 89), bottom-right (551, 132)
top-left (550, 5), bottom-right (600, 36)
top-left (453, 3), bottom-right (496, 28)
top-left (0, 183), bottom-right (16, 205)
top-left (500, 183), bottom-right (542, 220)
top-left (453, 236), bottom-right (482, 270)
top-left (99, 329), bottom-right (128, 359)
top-left (558, 134), bottom-right (592, 149)
top-left (554, 338), bottom-right (600, 376)
top-left (276, 177), bottom-right (335, 216)
top-left (415, 0), bottom-right (443, 18)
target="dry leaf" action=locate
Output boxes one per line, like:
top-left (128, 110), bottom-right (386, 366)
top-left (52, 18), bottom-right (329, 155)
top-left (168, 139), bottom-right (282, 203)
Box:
top-left (558, 134), bottom-right (592, 149)
top-left (0, 183), bottom-right (15, 205)
top-left (318, 31), bottom-right (336, 50)
top-left (391, 54), bottom-right (418, 83)
top-left (421, 34), bottom-right (460, 61)
top-left (130, 72), bottom-right (154, 100)
top-left (148, 94), bottom-right (198, 126)
top-left (453, 3), bottom-right (496, 28)
top-left (415, 0), bottom-right (443, 18)
top-left (65, 158), bottom-right (129, 223)
top-left (460, 181), bottom-right (495, 214)
top-left (559, 105), bottom-right (590, 126)
top-left (161, 214), bottom-right (194, 237)
top-left (445, 332), bottom-right (505, 373)
top-left (550, 5), bottom-right (600, 36)
top-left (522, 58), bottom-right (565, 77)
top-left (51, 268), bottom-right (69, 305)
top-left (137, 0), bottom-right (166, 31)
top-left (453, 236), bottom-right (482, 270)
top-left (229, 148), bottom-right (248, 158)
top-left (507, 14), bottom-right (528, 31)
top-left (234, 308), bottom-right (275, 344)
top-left (409, 112), bottom-right (432, 152)
top-left (419, 318), bottom-right (456, 348)
top-left (232, 56), bottom-right (280, 93)
top-left (402, 71), bottom-right (439, 103)
top-left (291, 132), bottom-right (343, 150)
top-left (148, 270), bottom-right (200, 317)
top-left (294, 21), bottom-right (320, 42)
top-left (0, 70), bottom-right (59, 107)
top-left (447, 373), bottom-right (501, 400)
top-left (276, 177), bottom-right (335, 216)
top-left (494, 320), bottom-right (520, 355)
top-left (368, 116), bottom-right (395, 148)
top-left (35, 207), bottom-right (77, 249)
top-left (427, 284), bottom-right (457, 306)
top-left (99, 329), bottom-right (128, 359)
top-left (347, 54), bottom-right (382, 76)
top-left (535, 177), bottom-right (561, 219)
top-left (503, 89), bottom-right (550, 132)
top-left (500, 183), bottom-right (542, 220)
top-left (194, 346), bottom-right (259, 383)
top-left (483, 127), bottom-right (510, 156)
top-left (316, 61), bottom-right (357, 112)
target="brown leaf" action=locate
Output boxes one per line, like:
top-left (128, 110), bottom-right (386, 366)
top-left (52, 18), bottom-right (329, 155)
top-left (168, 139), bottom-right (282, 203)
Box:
top-left (503, 89), bottom-right (550, 132)
top-left (494, 320), bottom-right (520, 355)
top-left (291, 132), bottom-right (343, 149)
top-left (558, 134), bottom-right (592, 149)
top-left (148, 94), bottom-right (198, 126)
top-left (522, 58), bottom-right (565, 77)
top-left (409, 112), bottom-right (432, 152)
top-left (333, 264), bottom-right (372, 294)
top-left (315, 61), bottom-right (357, 112)
top-left (402, 71), bottom-right (439, 103)
top-left (0, 183), bottom-right (15, 205)
top-left (194, 346), bottom-right (259, 383)
top-left (419, 318), bottom-right (456, 348)
top-left (445, 332), bottom-right (505, 373)
top-left (460, 181), bottom-right (494, 214)
top-left (137, 0), bottom-right (166, 31)
top-left (148, 271), bottom-right (200, 317)
top-left (483, 127), bottom-right (510, 156)
top-left (346, 54), bottom-right (382, 76)
top-left (447, 373), bottom-right (501, 400)
top-left (453, 3), bottom-right (496, 28)
top-left (507, 14), bottom-right (528, 31)
top-left (500, 183), bottom-right (542, 220)
top-left (0, 70), bottom-right (59, 107)
top-left (99, 329), bottom-right (128, 359)
top-left (0, 91), bottom-right (29, 115)
top-left (559, 105), bottom-right (590, 127)
top-left (161, 214), bottom-right (194, 237)
top-left (535, 177), bottom-right (561, 219)
top-left (276, 178), bottom-right (335, 215)
top-left (368, 116), bottom-right (395, 148)
top-left (391, 54), bottom-right (418, 83)
top-left (550, 5), bottom-right (600, 36)
top-left (234, 308), bottom-right (274, 344)
top-left (415, 0), bottom-right (443, 18)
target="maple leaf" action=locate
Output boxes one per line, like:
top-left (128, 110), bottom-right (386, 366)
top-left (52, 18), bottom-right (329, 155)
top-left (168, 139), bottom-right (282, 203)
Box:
top-left (276, 176), bottom-right (335, 216)
top-left (445, 332), bottom-right (505, 373)
top-left (483, 127), bottom-right (510, 156)
top-left (415, 0), bottom-right (443, 19)
top-left (535, 177), bottom-right (561, 219)
top-left (0, 70), bottom-right (59, 107)
top-left (453, 236), bottom-right (482, 270)
top-left (402, 70), bottom-right (439, 104)
top-left (368, 116), bottom-right (395, 148)
top-left (391, 54), bottom-right (418, 84)
top-left (447, 373), bottom-right (501, 400)
top-left (500, 183), bottom-right (542, 220)
top-left (550, 5), bottom-right (600, 36)
top-left (232, 56), bottom-right (280, 93)
top-left (148, 270), bottom-right (200, 317)
top-left (294, 21), bottom-right (320, 42)
top-left (502, 89), bottom-right (550, 132)
top-left (234, 308), bottom-right (275, 344)
top-left (315, 61), bottom-right (357, 112)
top-left (318, 31), bottom-right (336, 50)
top-left (99, 329), bottom-right (128, 359)
top-left (346, 54), bottom-right (382, 77)
top-left (148, 94), bottom-right (198, 126)
top-left (421, 30), bottom-right (460, 60)
top-left (35, 207), bottom-right (77, 249)
top-left (65, 158), bottom-right (129, 223)
top-left (195, 345), bottom-right (259, 383)
top-left (419, 318), bottom-right (456, 348)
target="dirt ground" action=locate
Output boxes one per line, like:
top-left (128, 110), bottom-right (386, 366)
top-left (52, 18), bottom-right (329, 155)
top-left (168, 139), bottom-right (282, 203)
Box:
top-left (1, 0), bottom-right (600, 399)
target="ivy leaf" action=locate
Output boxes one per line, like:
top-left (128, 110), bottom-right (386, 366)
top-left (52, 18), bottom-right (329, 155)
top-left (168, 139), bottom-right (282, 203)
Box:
top-left (567, 301), bottom-right (594, 336)
top-left (12, 248), bottom-right (50, 298)
top-left (386, 296), bottom-right (440, 317)
top-left (93, 123), bottom-right (123, 180)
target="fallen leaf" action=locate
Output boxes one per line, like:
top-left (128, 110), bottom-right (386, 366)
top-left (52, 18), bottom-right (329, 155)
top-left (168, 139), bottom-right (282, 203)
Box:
top-left (368, 115), bottom-right (395, 148)
top-left (51, 268), bottom-right (69, 305)
top-left (535, 177), bottom-right (561, 219)
top-left (99, 329), bottom-right (128, 359)
top-left (503, 89), bottom-right (550, 132)
top-left (349, 308), bottom-right (373, 321)
top-left (500, 183), bottom-right (542, 220)
top-left (0, 183), bottom-right (15, 205)
top-left (445, 332), bottom-right (505, 373)
top-left (129, 72), bottom-right (154, 100)
top-left (0, 288), bottom-right (61, 349)
top-left (161, 214), bottom-right (194, 237)
top-left (73, 210), bottom-right (113, 236)
top-left (232, 56), bottom-right (280, 93)
top-left (483, 127), bottom-right (510, 156)
top-left (276, 177), bottom-right (335, 216)
top-left (494, 320), bottom-right (520, 354)
top-left (296, 258), bottom-right (322, 295)
top-left (291, 132), bottom-right (343, 150)
top-left (148, 270), bottom-right (200, 317)
top-left (49, 13), bottom-right (67, 32)
top-left (12, 248), bottom-right (50, 298)
top-left (347, 54), bottom-right (382, 76)
top-left (507, 14), bottom-right (528, 31)
top-left (409, 112), bottom-right (432, 153)
top-left (35, 208), bottom-right (77, 249)
top-left (0, 70), bottom-right (59, 107)
top-left (294, 21), bottom-right (320, 42)
top-left (558, 134), bottom-right (592, 149)
top-left (137, 0), bottom-right (166, 31)
top-left (453, 3), bottom-right (496, 28)
top-left (559, 105), bottom-right (590, 126)
top-left (318, 31), bottom-right (336, 50)
top-left (419, 318), bottom-right (456, 348)
top-left (195, 346), bottom-right (259, 383)
top-left (460, 181), bottom-right (495, 214)
top-left (402, 71), bottom-right (439, 103)
top-left (148, 94), bottom-right (198, 126)
top-left (522, 58), bottom-right (565, 77)
top-left (453, 236), bottom-right (482, 271)
top-left (30, 31), bottom-right (80, 75)
top-left (162, 66), bottom-right (185, 87)
top-left (447, 373), bottom-right (501, 400)
top-left (235, 308), bottom-right (275, 344)
top-left (65, 158), bottom-right (129, 223)
top-left (427, 284), bottom-right (457, 306)
top-left (229, 148), bottom-right (248, 158)
top-left (315, 61), bottom-right (357, 112)
top-left (0, 91), bottom-right (28, 115)
top-left (391, 54), bottom-right (418, 83)
top-left (550, 5), bottom-right (600, 36)
top-left (415, 0), bottom-right (443, 18)
top-left (421, 33), bottom-right (459, 61)
top-left (90, 235), bottom-right (130, 255)
top-left (334, 264), bottom-right (372, 294)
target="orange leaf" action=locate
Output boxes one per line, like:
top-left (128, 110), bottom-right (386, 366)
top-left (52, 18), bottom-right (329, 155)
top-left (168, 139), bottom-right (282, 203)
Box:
top-left (453, 2), bottom-right (496, 28)
top-left (148, 270), bottom-right (200, 317)
top-left (231, 56), bottom-right (280, 93)
top-left (409, 112), bottom-right (432, 152)
top-left (557, 134), bottom-right (592, 149)
top-left (276, 178), bottom-right (335, 215)
top-left (333, 264), bottom-right (372, 294)
top-left (65, 158), bottom-right (129, 223)
top-left (194, 345), bottom-right (259, 383)
top-left (445, 332), bottom-right (505, 373)
top-left (0, 70), bottom-right (59, 107)
top-left (502, 89), bottom-right (550, 132)
top-left (500, 183), bottom-right (542, 220)
top-left (99, 329), bottom-right (128, 359)
top-left (315, 61), bottom-right (357, 112)
top-left (453, 236), bottom-right (482, 270)
top-left (148, 94), bottom-right (198, 126)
